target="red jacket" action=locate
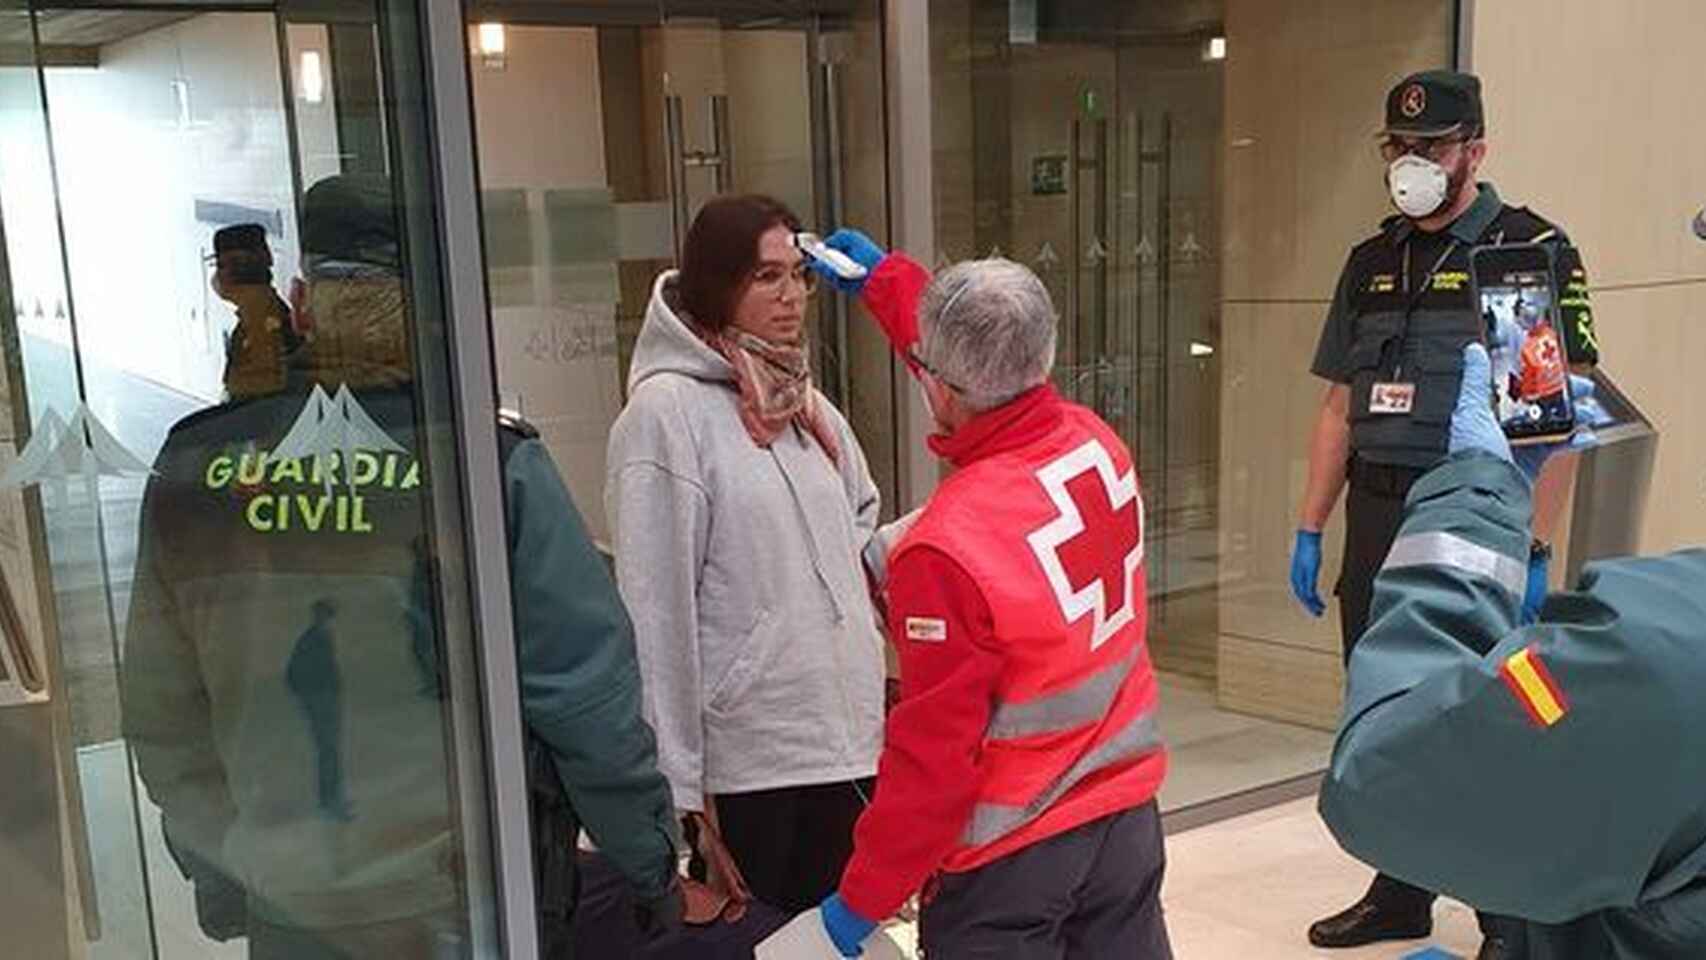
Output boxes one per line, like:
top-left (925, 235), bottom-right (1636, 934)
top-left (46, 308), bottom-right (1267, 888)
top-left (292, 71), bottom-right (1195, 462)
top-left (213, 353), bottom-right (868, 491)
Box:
top-left (1519, 325), bottom-right (1567, 400)
top-left (837, 255), bottom-right (1167, 921)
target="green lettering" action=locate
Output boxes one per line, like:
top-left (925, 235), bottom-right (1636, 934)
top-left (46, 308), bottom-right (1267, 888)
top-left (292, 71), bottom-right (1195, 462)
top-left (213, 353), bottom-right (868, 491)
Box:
top-left (353, 452), bottom-right (380, 487)
top-left (400, 461), bottom-right (420, 490)
top-left (298, 494), bottom-right (331, 532)
top-left (311, 452), bottom-right (343, 485)
top-left (237, 453), bottom-right (267, 486)
top-left (352, 496), bottom-right (373, 533)
top-left (246, 495), bottom-right (274, 532)
top-left (271, 457), bottom-right (305, 485)
top-left (206, 456), bottom-right (234, 490)
top-left (383, 454), bottom-right (399, 488)
top-left (276, 493), bottom-right (291, 531)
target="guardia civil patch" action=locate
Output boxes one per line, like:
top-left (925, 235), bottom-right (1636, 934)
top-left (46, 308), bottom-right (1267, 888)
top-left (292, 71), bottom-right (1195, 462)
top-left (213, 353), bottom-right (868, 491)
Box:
top-left (1498, 645), bottom-right (1569, 728)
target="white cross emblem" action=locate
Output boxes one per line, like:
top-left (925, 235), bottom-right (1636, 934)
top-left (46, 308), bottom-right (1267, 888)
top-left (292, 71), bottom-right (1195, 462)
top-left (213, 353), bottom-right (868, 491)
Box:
top-left (1025, 439), bottom-right (1145, 650)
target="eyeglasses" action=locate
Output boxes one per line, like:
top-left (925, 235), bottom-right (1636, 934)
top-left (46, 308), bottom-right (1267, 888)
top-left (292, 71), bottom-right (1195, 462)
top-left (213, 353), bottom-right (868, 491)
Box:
top-left (1378, 135), bottom-right (1473, 163)
top-left (907, 349), bottom-right (966, 394)
top-left (750, 261), bottom-right (818, 300)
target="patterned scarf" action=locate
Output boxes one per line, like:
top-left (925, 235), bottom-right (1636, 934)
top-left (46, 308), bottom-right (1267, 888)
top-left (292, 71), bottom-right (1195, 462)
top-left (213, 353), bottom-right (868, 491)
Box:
top-left (705, 328), bottom-right (842, 467)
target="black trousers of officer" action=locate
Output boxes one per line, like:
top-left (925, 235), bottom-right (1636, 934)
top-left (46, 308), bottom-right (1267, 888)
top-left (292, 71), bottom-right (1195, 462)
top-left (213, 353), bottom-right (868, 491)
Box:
top-left (1340, 459), bottom-right (1522, 944)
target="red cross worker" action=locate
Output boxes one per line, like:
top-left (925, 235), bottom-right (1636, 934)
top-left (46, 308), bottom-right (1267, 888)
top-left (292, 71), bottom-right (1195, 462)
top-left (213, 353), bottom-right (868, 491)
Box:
top-left (799, 234), bottom-right (1171, 960)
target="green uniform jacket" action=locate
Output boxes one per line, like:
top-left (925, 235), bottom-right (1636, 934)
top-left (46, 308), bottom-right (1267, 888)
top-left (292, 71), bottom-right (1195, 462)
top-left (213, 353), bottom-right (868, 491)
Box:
top-left (1319, 452), bottom-right (1706, 957)
top-left (122, 388), bottom-right (674, 933)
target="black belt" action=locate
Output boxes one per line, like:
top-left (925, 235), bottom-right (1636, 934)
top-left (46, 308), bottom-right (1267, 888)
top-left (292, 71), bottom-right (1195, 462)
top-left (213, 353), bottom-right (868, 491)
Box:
top-left (1347, 458), bottom-right (1428, 498)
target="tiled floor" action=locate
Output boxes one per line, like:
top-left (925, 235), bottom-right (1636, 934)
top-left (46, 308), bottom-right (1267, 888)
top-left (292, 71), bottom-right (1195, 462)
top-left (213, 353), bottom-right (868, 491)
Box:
top-left (1164, 798), bottom-right (1482, 960)
top-left (1157, 672), bottom-right (1335, 810)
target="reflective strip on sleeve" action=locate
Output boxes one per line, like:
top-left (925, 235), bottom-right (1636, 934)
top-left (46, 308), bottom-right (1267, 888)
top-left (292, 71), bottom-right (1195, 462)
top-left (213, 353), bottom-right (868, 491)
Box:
top-left (985, 650), bottom-right (1138, 741)
top-left (1381, 531), bottom-right (1527, 597)
top-left (961, 707), bottom-right (1162, 848)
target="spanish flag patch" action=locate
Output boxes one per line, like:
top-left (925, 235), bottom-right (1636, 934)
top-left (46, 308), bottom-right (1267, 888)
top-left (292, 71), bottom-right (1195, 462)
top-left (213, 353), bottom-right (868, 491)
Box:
top-left (1498, 645), bottom-right (1569, 728)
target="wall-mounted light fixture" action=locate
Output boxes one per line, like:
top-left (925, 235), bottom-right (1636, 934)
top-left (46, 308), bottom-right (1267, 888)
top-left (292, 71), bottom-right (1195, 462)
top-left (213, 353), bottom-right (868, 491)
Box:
top-left (1204, 36), bottom-right (1227, 62)
top-left (299, 50), bottom-right (326, 104)
top-left (477, 22), bottom-right (508, 70)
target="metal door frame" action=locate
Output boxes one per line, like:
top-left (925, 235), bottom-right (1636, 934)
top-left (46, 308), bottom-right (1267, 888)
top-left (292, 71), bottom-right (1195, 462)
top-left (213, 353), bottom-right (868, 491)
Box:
top-left (418, 0), bottom-right (538, 955)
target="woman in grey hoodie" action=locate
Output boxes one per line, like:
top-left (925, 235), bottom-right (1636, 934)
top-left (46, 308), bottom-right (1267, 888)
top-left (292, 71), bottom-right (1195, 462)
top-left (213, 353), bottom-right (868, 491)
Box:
top-left (606, 195), bottom-right (886, 915)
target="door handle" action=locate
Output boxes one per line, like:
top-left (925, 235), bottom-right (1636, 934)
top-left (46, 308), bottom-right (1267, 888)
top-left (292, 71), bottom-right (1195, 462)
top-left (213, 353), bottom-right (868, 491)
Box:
top-left (664, 94), bottom-right (735, 257)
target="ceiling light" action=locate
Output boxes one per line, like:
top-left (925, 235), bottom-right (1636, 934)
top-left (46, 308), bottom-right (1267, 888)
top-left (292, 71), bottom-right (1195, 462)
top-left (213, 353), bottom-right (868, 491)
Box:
top-left (477, 23), bottom-right (508, 69)
top-left (299, 50), bottom-right (325, 104)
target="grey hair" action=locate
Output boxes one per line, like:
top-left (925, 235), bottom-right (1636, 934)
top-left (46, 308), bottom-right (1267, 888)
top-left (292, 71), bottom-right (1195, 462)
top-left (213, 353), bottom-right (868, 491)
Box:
top-left (917, 258), bottom-right (1058, 411)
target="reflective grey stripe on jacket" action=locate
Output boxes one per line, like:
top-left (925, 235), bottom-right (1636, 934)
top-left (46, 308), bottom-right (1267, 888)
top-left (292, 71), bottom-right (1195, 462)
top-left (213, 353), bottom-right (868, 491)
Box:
top-left (986, 650), bottom-right (1138, 741)
top-left (1382, 530), bottom-right (1527, 597)
top-left (962, 706), bottom-right (1162, 847)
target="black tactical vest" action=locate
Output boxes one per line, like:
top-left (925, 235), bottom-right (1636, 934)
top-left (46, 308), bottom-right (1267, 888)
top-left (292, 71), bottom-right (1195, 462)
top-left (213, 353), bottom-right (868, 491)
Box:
top-left (1343, 205), bottom-right (1560, 468)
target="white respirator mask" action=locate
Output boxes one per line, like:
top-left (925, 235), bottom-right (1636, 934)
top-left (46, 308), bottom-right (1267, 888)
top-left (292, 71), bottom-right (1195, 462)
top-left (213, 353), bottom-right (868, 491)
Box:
top-left (1387, 154), bottom-right (1449, 219)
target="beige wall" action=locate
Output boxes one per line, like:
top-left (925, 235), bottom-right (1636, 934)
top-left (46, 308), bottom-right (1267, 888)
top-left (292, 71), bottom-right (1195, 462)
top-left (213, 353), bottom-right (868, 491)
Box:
top-left (1470, 0), bottom-right (1706, 554)
top-left (1217, 0), bottom-right (1454, 728)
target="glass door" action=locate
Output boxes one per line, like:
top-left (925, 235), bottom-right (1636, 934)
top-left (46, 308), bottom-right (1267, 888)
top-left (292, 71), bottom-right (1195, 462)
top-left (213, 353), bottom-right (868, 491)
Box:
top-left (927, 0), bottom-right (1342, 813)
top-left (0, 2), bottom-right (509, 956)
top-left (465, 0), bottom-right (895, 543)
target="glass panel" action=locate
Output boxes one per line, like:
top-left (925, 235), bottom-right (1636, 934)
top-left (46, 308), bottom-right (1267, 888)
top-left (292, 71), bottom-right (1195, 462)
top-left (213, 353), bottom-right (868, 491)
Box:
top-left (1, 7), bottom-right (98, 958)
top-left (467, 0), bottom-right (895, 535)
top-left (463, 0), bottom-right (896, 952)
top-left (928, 0), bottom-right (1455, 812)
top-left (0, 2), bottom-right (503, 957)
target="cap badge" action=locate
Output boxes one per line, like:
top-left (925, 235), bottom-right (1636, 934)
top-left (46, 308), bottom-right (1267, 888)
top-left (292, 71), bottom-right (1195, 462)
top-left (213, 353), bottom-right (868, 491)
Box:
top-left (1399, 83), bottom-right (1427, 119)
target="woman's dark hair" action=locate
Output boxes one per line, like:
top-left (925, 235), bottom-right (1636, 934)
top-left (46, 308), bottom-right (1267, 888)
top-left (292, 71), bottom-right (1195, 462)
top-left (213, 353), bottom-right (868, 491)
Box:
top-left (677, 194), bottom-right (802, 331)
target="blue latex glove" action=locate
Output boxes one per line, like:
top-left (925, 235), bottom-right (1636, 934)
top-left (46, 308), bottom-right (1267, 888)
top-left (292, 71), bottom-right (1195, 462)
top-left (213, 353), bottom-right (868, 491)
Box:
top-left (1290, 529), bottom-right (1326, 618)
top-left (1523, 550), bottom-right (1549, 625)
top-left (1452, 343), bottom-right (1611, 479)
top-left (1448, 343), bottom-right (1514, 463)
top-left (819, 893), bottom-right (877, 958)
top-left (808, 228), bottom-right (888, 295)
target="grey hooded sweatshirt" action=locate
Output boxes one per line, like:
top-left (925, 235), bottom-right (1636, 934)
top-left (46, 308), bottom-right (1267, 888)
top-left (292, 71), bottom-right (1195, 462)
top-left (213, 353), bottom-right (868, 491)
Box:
top-left (606, 270), bottom-right (885, 812)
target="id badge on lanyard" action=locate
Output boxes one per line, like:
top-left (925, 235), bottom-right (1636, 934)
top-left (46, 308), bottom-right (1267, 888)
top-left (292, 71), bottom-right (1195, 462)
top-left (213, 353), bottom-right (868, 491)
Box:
top-left (1369, 237), bottom-right (1461, 417)
top-left (1368, 381), bottom-right (1415, 415)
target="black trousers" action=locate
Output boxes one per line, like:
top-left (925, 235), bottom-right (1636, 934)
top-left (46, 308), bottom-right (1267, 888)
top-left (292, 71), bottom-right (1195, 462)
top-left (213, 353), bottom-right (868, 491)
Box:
top-left (712, 778), bottom-right (872, 914)
top-left (1336, 459), bottom-right (1427, 661)
top-left (1341, 460), bottom-right (1520, 943)
top-left (920, 803), bottom-right (1172, 959)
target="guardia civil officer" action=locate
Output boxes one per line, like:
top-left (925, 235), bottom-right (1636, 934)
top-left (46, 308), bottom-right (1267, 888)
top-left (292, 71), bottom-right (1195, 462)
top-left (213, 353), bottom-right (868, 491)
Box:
top-left (1287, 70), bottom-right (1601, 959)
top-left (1321, 343), bottom-right (1706, 959)
top-left (122, 175), bottom-right (683, 958)
top-left (208, 222), bottom-right (302, 401)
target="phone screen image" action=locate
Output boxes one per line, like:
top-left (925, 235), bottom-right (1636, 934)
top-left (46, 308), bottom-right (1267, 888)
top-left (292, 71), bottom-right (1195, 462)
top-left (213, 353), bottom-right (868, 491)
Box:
top-left (1474, 257), bottom-right (1573, 443)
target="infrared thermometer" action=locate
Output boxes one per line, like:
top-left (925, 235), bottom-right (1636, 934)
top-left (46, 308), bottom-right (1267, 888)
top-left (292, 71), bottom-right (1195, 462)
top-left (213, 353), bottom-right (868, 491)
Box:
top-left (795, 232), bottom-right (868, 282)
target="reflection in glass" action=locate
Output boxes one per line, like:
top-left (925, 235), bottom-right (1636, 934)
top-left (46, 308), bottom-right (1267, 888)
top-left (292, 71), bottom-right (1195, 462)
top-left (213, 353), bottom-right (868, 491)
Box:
top-left (0, 4), bottom-right (500, 957)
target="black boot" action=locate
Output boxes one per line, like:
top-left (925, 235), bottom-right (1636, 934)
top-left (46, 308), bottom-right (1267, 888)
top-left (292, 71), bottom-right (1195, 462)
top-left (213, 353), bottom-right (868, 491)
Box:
top-left (1307, 876), bottom-right (1433, 949)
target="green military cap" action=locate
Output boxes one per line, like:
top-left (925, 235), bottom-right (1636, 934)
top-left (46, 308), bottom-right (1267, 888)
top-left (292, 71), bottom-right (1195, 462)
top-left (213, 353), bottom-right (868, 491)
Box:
top-left (1381, 69), bottom-right (1485, 139)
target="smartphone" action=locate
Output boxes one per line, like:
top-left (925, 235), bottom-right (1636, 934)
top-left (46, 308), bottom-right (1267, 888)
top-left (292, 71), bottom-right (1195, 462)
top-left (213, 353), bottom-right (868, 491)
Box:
top-left (1469, 243), bottom-right (1574, 445)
